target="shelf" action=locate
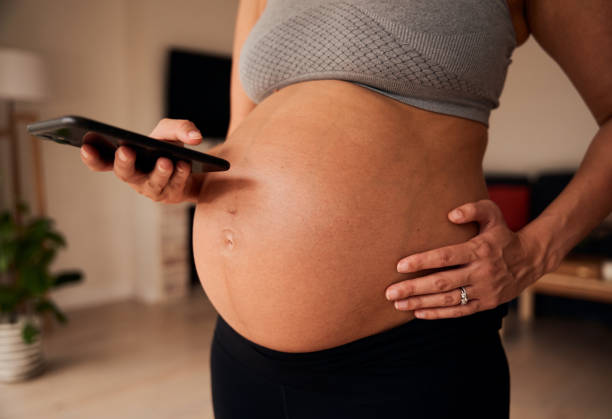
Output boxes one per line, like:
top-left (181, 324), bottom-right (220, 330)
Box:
top-left (530, 272), bottom-right (612, 303)
top-left (518, 257), bottom-right (612, 321)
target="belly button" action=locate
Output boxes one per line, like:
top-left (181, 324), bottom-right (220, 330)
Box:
top-left (221, 228), bottom-right (235, 250)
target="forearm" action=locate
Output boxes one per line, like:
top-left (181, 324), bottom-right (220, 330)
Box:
top-left (519, 118), bottom-right (612, 279)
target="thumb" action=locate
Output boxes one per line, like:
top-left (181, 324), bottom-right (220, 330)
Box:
top-left (149, 118), bottom-right (203, 145)
top-left (448, 199), bottom-right (505, 232)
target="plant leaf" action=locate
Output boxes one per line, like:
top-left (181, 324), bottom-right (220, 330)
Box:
top-left (52, 270), bottom-right (83, 288)
top-left (35, 299), bottom-right (67, 323)
top-left (0, 211), bottom-right (16, 240)
top-left (19, 266), bottom-right (49, 296)
top-left (16, 201), bottom-right (30, 215)
top-left (0, 242), bottom-right (17, 272)
top-left (38, 247), bottom-right (57, 269)
top-left (0, 209), bottom-right (80, 321)
top-left (22, 322), bottom-right (40, 344)
top-left (0, 286), bottom-right (18, 312)
top-left (24, 218), bottom-right (53, 245)
top-left (26, 217), bottom-right (51, 232)
top-left (45, 231), bottom-right (66, 247)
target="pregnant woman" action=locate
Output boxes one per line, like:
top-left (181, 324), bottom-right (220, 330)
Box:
top-left (81, 0), bottom-right (612, 417)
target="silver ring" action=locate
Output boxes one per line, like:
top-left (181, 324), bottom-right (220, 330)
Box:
top-left (459, 286), bottom-right (468, 305)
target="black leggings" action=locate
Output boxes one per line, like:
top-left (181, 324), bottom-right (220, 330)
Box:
top-left (211, 314), bottom-right (509, 419)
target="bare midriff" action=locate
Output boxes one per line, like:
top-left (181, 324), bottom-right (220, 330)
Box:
top-left (193, 80), bottom-right (489, 352)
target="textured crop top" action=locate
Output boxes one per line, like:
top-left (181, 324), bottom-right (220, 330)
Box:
top-left (239, 0), bottom-right (517, 125)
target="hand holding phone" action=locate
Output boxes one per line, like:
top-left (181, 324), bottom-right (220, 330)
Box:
top-left (80, 118), bottom-right (216, 204)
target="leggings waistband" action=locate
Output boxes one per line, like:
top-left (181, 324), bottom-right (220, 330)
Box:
top-left (213, 310), bottom-right (503, 387)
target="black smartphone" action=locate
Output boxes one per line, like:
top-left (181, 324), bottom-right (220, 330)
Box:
top-left (26, 115), bottom-right (230, 173)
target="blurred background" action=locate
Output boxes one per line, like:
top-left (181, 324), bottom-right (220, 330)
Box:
top-left (0, 0), bottom-right (610, 418)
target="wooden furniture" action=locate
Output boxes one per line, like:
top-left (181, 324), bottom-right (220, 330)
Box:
top-left (518, 256), bottom-right (612, 321)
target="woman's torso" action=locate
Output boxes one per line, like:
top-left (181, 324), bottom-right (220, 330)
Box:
top-left (194, 80), bottom-right (488, 352)
top-left (193, 0), bottom-right (522, 352)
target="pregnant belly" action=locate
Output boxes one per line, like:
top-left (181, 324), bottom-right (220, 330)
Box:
top-left (193, 80), bottom-right (489, 352)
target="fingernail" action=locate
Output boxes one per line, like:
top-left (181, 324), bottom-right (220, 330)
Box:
top-left (397, 261), bottom-right (406, 272)
top-left (386, 289), bottom-right (399, 300)
top-left (118, 149), bottom-right (128, 162)
top-left (451, 209), bottom-right (463, 220)
top-left (177, 162), bottom-right (190, 173)
top-left (158, 163), bottom-right (169, 172)
top-left (188, 130), bottom-right (201, 139)
top-left (80, 147), bottom-right (89, 159)
top-left (415, 311), bottom-right (426, 319)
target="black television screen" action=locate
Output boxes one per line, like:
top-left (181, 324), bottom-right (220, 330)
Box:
top-left (165, 48), bottom-right (231, 139)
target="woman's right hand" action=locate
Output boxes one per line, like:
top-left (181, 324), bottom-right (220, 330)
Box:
top-left (80, 118), bottom-right (207, 204)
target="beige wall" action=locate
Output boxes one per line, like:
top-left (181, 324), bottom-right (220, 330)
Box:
top-left (122, 0), bottom-right (238, 302)
top-left (487, 37), bottom-right (598, 175)
top-left (0, 0), bottom-right (135, 309)
top-left (0, 1), bottom-right (602, 310)
top-left (0, 0), bottom-right (238, 309)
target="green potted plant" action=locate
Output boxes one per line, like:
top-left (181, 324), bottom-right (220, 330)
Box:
top-left (0, 203), bottom-right (83, 382)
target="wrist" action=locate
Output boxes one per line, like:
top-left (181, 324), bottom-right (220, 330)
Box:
top-left (518, 214), bottom-right (566, 279)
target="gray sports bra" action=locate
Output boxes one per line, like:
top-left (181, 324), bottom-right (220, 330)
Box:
top-left (239, 0), bottom-right (517, 125)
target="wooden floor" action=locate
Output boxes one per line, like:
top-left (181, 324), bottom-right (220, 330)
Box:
top-left (1, 288), bottom-right (611, 419)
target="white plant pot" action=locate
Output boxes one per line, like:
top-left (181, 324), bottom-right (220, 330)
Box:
top-left (0, 316), bottom-right (45, 383)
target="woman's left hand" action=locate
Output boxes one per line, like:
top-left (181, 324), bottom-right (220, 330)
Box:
top-left (385, 199), bottom-right (543, 319)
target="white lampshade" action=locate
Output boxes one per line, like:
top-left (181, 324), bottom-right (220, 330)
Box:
top-left (0, 48), bottom-right (46, 102)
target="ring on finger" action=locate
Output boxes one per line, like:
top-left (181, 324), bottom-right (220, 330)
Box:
top-left (459, 286), bottom-right (469, 305)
